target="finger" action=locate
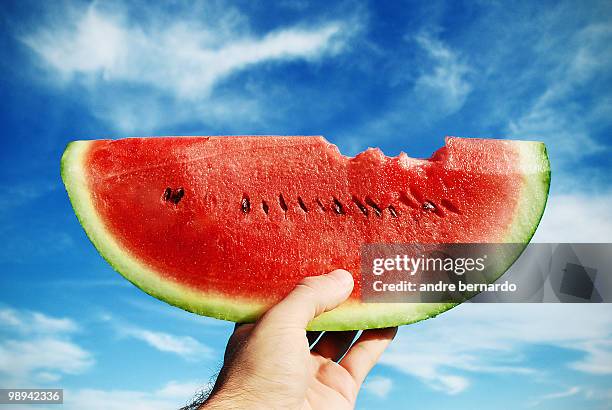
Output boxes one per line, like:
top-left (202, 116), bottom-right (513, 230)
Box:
top-left (307, 331), bottom-right (323, 348)
top-left (261, 269), bottom-right (354, 329)
top-left (340, 327), bottom-right (398, 387)
top-left (311, 330), bottom-right (358, 362)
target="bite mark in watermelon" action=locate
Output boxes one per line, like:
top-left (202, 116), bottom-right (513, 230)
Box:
top-left (61, 136), bottom-right (550, 330)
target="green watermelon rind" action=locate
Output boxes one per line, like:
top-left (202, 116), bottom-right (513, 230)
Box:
top-left (61, 138), bottom-right (550, 331)
top-left (504, 142), bottom-right (551, 243)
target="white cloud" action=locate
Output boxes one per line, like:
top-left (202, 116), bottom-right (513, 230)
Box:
top-left (0, 307), bottom-right (78, 334)
top-left (60, 380), bottom-right (208, 410)
top-left (541, 386), bottom-right (581, 400)
top-left (99, 312), bottom-right (214, 361)
top-left (63, 389), bottom-right (171, 410)
top-left (30, 313), bottom-right (78, 333)
top-left (337, 31), bottom-right (473, 146)
top-left (528, 386), bottom-right (581, 407)
top-left (363, 375), bottom-right (393, 398)
top-left (569, 339), bottom-right (612, 375)
top-left (380, 304), bottom-right (612, 395)
top-left (414, 32), bottom-right (472, 114)
top-left (584, 387), bottom-right (612, 402)
top-left (21, 3), bottom-right (351, 133)
top-left (0, 338), bottom-right (93, 377)
top-left (0, 338), bottom-right (94, 388)
top-left (0, 307), bottom-right (93, 388)
top-left (507, 23), bottom-right (612, 180)
top-left (23, 5), bottom-right (342, 99)
top-left (120, 326), bottom-right (213, 361)
top-left (532, 194), bottom-right (612, 243)
top-left (0, 308), bottom-right (20, 326)
top-left (35, 371), bottom-right (62, 383)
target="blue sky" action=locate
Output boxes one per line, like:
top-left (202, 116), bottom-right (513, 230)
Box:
top-left (0, 0), bottom-right (611, 409)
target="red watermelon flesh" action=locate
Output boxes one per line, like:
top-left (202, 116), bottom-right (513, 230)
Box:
top-left (61, 136), bottom-right (550, 330)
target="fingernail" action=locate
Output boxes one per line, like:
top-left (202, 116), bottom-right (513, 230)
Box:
top-left (330, 269), bottom-right (353, 288)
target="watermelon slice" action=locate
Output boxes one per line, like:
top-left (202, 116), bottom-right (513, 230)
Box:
top-left (61, 136), bottom-right (550, 330)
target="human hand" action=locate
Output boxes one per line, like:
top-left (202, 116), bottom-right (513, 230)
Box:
top-left (201, 269), bottom-right (397, 410)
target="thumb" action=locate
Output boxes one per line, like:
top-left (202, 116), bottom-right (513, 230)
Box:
top-left (260, 269), bottom-right (354, 329)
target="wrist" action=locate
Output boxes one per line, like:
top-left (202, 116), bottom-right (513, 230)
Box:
top-left (199, 391), bottom-right (267, 410)
top-left (198, 395), bottom-right (232, 410)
